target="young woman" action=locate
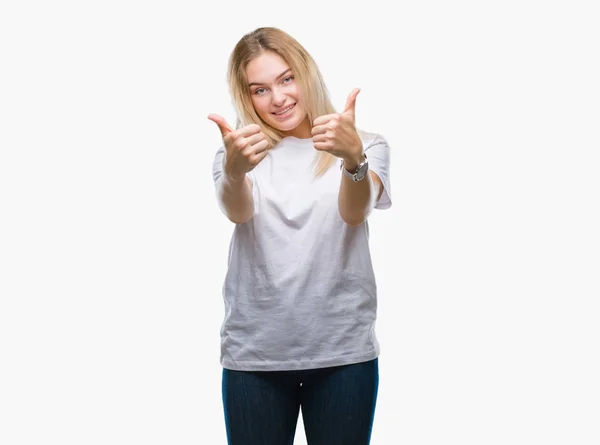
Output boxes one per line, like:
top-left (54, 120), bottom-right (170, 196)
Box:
top-left (209, 26), bottom-right (392, 445)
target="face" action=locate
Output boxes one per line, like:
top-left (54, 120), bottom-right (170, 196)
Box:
top-left (246, 51), bottom-right (311, 139)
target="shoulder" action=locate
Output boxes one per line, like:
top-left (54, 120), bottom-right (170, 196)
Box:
top-left (357, 129), bottom-right (379, 145)
top-left (356, 129), bottom-right (389, 151)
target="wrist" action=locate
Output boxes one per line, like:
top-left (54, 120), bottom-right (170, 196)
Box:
top-left (224, 170), bottom-right (246, 183)
top-left (342, 152), bottom-right (366, 173)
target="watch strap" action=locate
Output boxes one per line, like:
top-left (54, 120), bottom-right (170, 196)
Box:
top-left (341, 153), bottom-right (368, 181)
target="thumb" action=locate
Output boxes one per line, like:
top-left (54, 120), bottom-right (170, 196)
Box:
top-left (343, 88), bottom-right (361, 118)
top-left (207, 113), bottom-right (233, 138)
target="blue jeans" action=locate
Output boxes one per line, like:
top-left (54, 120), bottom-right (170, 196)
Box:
top-left (222, 357), bottom-right (379, 445)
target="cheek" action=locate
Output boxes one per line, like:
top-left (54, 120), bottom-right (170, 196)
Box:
top-left (289, 85), bottom-right (300, 100)
top-left (252, 98), bottom-right (269, 118)
top-left (292, 91), bottom-right (304, 112)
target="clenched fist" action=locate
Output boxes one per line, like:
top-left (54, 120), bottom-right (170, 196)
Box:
top-left (311, 88), bottom-right (364, 165)
top-left (208, 114), bottom-right (271, 180)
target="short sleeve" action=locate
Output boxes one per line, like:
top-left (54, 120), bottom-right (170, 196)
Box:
top-left (212, 144), bottom-right (256, 187)
top-left (212, 144), bottom-right (226, 186)
top-left (364, 133), bottom-right (392, 209)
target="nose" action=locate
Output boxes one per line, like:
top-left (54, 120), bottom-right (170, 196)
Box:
top-left (271, 87), bottom-right (286, 106)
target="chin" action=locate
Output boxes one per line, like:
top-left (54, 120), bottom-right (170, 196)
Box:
top-left (276, 121), bottom-right (300, 132)
top-left (269, 118), bottom-right (301, 133)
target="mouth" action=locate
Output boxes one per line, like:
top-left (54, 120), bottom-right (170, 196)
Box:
top-left (272, 103), bottom-right (296, 116)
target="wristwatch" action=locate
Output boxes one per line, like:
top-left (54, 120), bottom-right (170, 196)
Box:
top-left (340, 153), bottom-right (369, 182)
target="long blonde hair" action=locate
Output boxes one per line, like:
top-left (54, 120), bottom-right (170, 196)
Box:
top-left (227, 27), bottom-right (338, 178)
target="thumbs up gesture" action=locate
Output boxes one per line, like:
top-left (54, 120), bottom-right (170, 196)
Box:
top-left (208, 114), bottom-right (271, 180)
top-left (311, 88), bottom-right (363, 163)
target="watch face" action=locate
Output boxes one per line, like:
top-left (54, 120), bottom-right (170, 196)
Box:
top-left (356, 162), bottom-right (369, 179)
top-left (341, 155), bottom-right (368, 181)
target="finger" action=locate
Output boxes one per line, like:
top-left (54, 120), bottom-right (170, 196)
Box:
top-left (249, 139), bottom-right (270, 155)
top-left (249, 147), bottom-right (270, 164)
top-left (207, 113), bottom-right (233, 138)
top-left (311, 124), bottom-right (328, 136)
top-left (236, 124), bottom-right (262, 138)
top-left (313, 141), bottom-right (333, 151)
top-left (244, 131), bottom-right (266, 148)
top-left (312, 133), bottom-right (328, 143)
top-left (313, 113), bottom-right (339, 127)
top-left (343, 88), bottom-right (361, 117)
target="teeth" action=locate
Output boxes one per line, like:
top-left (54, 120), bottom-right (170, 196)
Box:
top-left (276, 104), bottom-right (294, 115)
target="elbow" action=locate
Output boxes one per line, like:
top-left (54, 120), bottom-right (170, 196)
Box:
top-left (226, 211), bottom-right (253, 225)
top-left (340, 205), bottom-right (375, 227)
top-left (346, 220), bottom-right (365, 227)
top-left (341, 214), bottom-right (367, 227)
top-left (217, 202), bottom-right (253, 225)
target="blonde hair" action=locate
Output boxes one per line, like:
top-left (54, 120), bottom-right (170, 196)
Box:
top-left (226, 27), bottom-right (338, 178)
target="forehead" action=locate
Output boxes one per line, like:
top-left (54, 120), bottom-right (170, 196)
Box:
top-left (246, 52), bottom-right (290, 84)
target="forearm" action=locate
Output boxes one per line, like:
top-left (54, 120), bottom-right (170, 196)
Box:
top-left (338, 167), bottom-right (376, 227)
top-left (217, 174), bottom-right (254, 224)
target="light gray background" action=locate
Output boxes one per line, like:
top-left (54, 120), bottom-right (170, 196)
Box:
top-left (1, 1), bottom-right (598, 444)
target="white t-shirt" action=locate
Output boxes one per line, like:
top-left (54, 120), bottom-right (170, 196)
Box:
top-left (212, 130), bottom-right (392, 371)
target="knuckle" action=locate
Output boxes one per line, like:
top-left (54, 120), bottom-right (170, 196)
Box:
top-left (234, 139), bottom-right (245, 150)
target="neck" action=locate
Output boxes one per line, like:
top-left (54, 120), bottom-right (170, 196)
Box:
top-left (280, 116), bottom-right (312, 139)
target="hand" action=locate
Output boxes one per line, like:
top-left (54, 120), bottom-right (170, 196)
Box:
top-left (208, 114), bottom-right (270, 180)
top-left (311, 88), bottom-right (364, 166)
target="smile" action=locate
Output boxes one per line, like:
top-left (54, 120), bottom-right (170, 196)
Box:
top-left (273, 103), bottom-right (296, 115)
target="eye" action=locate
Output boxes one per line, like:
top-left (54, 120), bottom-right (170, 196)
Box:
top-left (283, 76), bottom-right (294, 84)
top-left (254, 88), bottom-right (266, 95)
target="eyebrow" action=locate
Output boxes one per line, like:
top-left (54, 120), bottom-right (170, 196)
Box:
top-left (248, 69), bottom-right (292, 87)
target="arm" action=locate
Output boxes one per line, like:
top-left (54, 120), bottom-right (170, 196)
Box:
top-left (209, 116), bottom-right (269, 225)
top-left (311, 90), bottom-right (389, 225)
top-left (338, 156), bottom-right (384, 227)
top-left (216, 174), bottom-right (254, 225)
